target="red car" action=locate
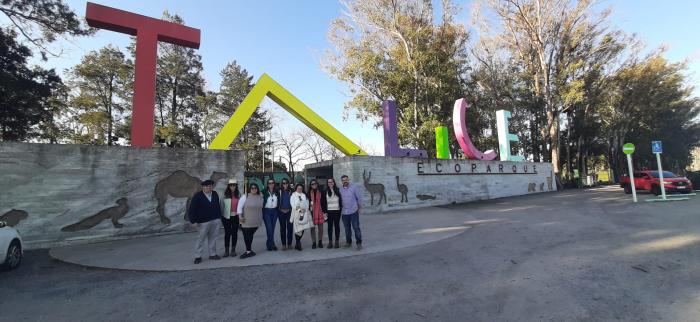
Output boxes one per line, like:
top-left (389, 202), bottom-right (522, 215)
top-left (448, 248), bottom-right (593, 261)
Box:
top-left (620, 170), bottom-right (693, 195)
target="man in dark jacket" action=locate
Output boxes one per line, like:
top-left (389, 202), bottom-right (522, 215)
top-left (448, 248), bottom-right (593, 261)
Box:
top-left (189, 179), bottom-right (222, 264)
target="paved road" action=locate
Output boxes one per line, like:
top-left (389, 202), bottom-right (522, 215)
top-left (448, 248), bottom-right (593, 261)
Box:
top-left (2, 187), bottom-right (700, 322)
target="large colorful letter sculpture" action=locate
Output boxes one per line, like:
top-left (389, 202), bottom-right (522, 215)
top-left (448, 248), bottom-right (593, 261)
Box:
top-left (382, 101), bottom-right (427, 157)
top-left (496, 110), bottom-right (524, 161)
top-left (453, 99), bottom-right (497, 160)
top-left (85, 2), bottom-right (201, 147)
top-left (209, 74), bottom-right (367, 156)
top-left (435, 126), bottom-right (450, 159)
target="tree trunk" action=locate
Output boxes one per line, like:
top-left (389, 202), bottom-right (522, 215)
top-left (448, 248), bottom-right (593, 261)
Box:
top-left (107, 78), bottom-right (114, 146)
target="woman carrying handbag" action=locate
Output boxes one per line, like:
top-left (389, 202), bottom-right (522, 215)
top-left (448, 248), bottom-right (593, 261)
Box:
top-left (289, 183), bottom-right (312, 251)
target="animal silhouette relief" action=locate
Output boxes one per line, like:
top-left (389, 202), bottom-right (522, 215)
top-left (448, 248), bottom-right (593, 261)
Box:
top-left (396, 176), bottom-right (408, 203)
top-left (416, 194), bottom-right (436, 201)
top-left (0, 209), bottom-right (29, 227)
top-left (155, 170), bottom-right (227, 224)
top-left (362, 170), bottom-right (386, 205)
top-left (540, 183), bottom-right (545, 192)
top-left (527, 183), bottom-right (537, 192)
top-left (61, 198), bottom-right (129, 232)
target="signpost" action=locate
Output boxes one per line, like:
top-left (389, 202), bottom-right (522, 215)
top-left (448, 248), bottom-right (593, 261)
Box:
top-left (623, 143), bottom-right (637, 202)
top-left (651, 141), bottom-right (667, 200)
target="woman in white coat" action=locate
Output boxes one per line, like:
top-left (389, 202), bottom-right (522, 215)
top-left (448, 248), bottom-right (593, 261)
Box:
top-left (290, 183), bottom-right (312, 251)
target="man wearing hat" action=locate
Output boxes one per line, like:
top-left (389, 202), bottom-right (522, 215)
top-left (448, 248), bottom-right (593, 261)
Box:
top-left (189, 179), bottom-right (222, 264)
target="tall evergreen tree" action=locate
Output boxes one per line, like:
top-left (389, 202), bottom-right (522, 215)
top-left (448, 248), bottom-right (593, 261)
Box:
top-left (0, 29), bottom-right (62, 141)
top-left (68, 45), bottom-right (132, 145)
top-left (145, 12), bottom-right (206, 148)
top-left (218, 61), bottom-right (274, 171)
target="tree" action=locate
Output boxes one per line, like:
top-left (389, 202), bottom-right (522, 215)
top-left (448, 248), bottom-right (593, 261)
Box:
top-left (218, 60), bottom-right (275, 171)
top-left (69, 45), bottom-right (133, 145)
top-left (0, 0), bottom-right (93, 59)
top-left (325, 0), bottom-right (472, 157)
top-left (195, 90), bottom-right (223, 148)
top-left (0, 29), bottom-right (63, 141)
top-left (143, 11), bottom-right (206, 148)
top-left (299, 128), bottom-right (342, 162)
top-left (276, 130), bottom-right (311, 183)
top-left (482, 0), bottom-right (602, 179)
top-left (603, 54), bottom-right (700, 177)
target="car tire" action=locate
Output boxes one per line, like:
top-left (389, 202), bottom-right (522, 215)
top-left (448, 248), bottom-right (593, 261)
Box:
top-left (3, 239), bottom-right (22, 271)
top-left (651, 185), bottom-right (661, 196)
top-left (623, 185), bottom-right (632, 194)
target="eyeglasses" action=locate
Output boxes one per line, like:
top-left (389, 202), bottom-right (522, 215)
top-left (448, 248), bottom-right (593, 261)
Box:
top-left (282, 182), bottom-right (288, 185)
top-left (311, 183), bottom-right (317, 185)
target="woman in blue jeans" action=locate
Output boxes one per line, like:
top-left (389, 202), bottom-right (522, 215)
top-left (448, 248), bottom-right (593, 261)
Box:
top-left (277, 179), bottom-right (294, 250)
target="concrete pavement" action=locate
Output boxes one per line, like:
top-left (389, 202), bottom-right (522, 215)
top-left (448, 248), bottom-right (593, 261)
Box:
top-left (49, 206), bottom-right (472, 271)
top-left (3, 187), bottom-right (700, 322)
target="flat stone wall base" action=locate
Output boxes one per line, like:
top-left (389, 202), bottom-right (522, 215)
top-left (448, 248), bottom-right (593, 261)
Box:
top-left (306, 156), bottom-right (556, 214)
top-left (0, 142), bottom-right (244, 248)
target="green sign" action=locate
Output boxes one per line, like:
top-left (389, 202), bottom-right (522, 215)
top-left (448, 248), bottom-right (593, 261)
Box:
top-left (623, 143), bottom-right (635, 155)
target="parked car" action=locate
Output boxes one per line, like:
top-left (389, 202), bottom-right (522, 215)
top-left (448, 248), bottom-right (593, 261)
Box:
top-left (620, 170), bottom-right (694, 195)
top-left (0, 221), bottom-right (23, 270)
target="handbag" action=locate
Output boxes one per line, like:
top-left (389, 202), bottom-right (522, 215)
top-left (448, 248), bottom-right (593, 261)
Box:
top-left (296, 195), bottom-right (308, 225)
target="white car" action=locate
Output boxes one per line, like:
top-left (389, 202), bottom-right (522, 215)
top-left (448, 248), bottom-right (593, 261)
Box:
top-left (0, 221), bottom-right (23, 270)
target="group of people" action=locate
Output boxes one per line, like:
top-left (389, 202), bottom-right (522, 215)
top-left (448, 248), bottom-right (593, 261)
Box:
top-left (187, 175), bottom-right (363, 264)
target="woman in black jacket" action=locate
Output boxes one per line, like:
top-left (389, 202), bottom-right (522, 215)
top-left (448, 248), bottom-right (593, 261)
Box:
top-left (320, 178), bottom-right (343, 249)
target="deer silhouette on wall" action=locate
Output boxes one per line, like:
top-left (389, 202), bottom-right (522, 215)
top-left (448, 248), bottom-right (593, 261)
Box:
top-left (396, 176), bottom-right (408, 203)
top-left (363, 170), bottom-right (386, 206)
top-left (155, 170), bottom-right (228, 224)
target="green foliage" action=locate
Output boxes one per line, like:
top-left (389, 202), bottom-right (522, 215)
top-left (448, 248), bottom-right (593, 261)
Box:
top-left (149, 12), bottom-right (206, 148)
top-left (68, 45), bottom-right (132, 145)
top-left (218, 60), bottom-right (274, 171)
top-left (326, 0), bottom-right (472, 157)
top-left (604, 55), bottom-right (700, 173)
top-left (0, 0), bottom-right (93, 60)
top-left (0, 29), bottom-right (62, 141)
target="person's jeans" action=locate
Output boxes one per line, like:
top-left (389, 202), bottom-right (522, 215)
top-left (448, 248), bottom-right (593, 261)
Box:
top-left (342, 212), bottom-right (362, 244)
top-left (327, 210), bottom-right (341, 241)
top-left (263, 208), bottom-right (278, 249)
top-left (278, 210), bottom-right (293, 246)
top-left (221, 216), bottom-right (239, 252)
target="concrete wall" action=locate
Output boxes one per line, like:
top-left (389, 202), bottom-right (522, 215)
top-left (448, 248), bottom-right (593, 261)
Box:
top-left (306, 156), bottom-right (556, 214)
top-left (0, 142), bottom-right (244, 248)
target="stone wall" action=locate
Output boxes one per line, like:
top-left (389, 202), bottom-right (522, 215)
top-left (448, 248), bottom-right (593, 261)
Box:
top-left (0, 142), bottom-right (244, 248)
top-left (306, 156), bottom-right (556, 214)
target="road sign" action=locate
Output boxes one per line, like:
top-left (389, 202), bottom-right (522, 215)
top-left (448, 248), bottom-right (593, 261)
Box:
top-left (652, 141), bottom-right (663, 154)
top-left (623, 143), bottom-right (635, 155)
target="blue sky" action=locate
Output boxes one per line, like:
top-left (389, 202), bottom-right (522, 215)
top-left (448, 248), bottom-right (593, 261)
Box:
top-left (25, 0), bottom-right (700, 154)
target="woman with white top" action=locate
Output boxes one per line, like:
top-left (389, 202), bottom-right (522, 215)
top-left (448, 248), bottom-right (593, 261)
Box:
top-left (321, 178), bottom-right (343, 249)
top-left (289, 183), bottom-right (312, 251)
top-left (219, 179), bottom-right (240, 257)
